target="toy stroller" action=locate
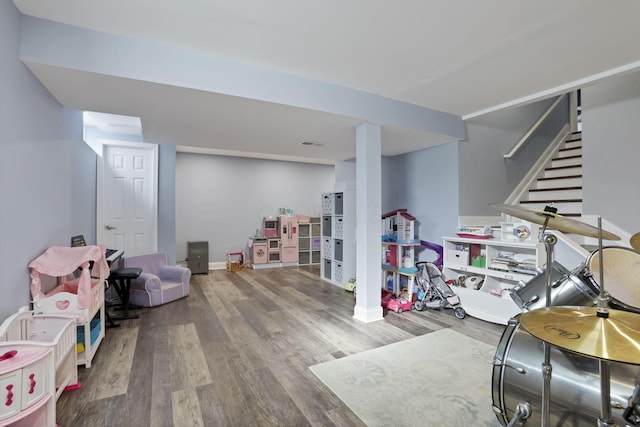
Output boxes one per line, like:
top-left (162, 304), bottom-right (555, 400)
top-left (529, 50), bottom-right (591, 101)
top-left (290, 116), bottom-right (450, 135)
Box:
top-left (414, 261), bottom-right (466, 319)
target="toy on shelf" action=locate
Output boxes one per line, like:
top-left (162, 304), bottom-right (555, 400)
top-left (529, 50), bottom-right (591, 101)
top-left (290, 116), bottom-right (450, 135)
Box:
top-left (456, 225), bottom-right (493, 239)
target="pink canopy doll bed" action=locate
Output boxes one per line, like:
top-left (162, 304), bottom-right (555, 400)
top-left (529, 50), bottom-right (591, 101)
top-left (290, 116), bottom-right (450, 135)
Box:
top-left (28, 245), bottom-right (109, 368)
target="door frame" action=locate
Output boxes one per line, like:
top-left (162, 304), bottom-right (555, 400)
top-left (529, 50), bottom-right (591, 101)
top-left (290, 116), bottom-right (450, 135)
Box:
top-left (96, 139), bottom-right (159, 253)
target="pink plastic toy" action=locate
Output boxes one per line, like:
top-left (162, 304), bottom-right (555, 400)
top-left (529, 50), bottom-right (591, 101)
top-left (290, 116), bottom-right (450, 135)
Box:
top-left (386, 297), bottom-right (414, 313)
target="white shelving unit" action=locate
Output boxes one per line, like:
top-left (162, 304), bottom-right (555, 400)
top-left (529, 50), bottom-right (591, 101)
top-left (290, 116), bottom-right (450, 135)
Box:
top-left (442, 236), bottom-right (544, 324)
top-left (320, 191), bottom-right (355, 287)
top-left (298, 217), bottom-right (321, 266)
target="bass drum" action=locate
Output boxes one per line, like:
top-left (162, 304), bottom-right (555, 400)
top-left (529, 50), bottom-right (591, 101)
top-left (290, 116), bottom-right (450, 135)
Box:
top-left (509, 261), bottom-right (598, 311)
top-left (492, 316), bottom-right (640, 426)
top-left (587, 246), bottom-right (640, 314)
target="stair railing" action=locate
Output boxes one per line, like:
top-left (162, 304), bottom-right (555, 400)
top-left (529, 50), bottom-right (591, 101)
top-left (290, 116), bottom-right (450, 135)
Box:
top-left (504, 94), bottom-right (566, 159)
top-left (503, 124), bottom-right (569, 206)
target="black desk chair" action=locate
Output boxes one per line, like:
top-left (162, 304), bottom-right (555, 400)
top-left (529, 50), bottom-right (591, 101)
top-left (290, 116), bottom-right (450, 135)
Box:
top-left (108, 267), bottom-right (143, 321)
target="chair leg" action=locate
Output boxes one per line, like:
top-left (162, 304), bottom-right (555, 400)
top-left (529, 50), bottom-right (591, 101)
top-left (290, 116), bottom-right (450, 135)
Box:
top-left (106, 310), bottom-right (120, 328)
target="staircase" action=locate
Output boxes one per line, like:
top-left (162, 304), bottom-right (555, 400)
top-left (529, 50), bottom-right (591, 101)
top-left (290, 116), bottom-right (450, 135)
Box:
top-left (519, 131), bottom-right (583, 217)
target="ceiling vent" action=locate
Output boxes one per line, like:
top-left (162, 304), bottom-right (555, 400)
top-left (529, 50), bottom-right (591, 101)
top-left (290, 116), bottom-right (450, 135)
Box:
top-left (299, 140), bottom-right (324, 147)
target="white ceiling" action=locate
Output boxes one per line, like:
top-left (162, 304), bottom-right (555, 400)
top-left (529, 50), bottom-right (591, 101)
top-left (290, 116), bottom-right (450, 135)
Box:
top-left (12, 0), bottom-right (640, 163)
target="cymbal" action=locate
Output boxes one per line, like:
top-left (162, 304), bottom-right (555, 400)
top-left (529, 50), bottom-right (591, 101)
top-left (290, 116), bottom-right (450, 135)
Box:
top-left (520, 306), bottom-right (640, 364)
top-left (631, 232), bottom-right (640, 251)
top-left (490, 203), bottom-right (620, 241)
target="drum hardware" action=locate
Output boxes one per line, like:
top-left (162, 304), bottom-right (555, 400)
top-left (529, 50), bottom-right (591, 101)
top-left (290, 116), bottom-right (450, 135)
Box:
top-left (623, 373), bottom-right (640, 426)
top-left (493, 355), bottom-right (527, 374)
top-left (506, 402), bottom-right (532, 427)
top-left (516, 277), bottom-right (563, 308)
top-left (522, 294), bottom-right (539, 308)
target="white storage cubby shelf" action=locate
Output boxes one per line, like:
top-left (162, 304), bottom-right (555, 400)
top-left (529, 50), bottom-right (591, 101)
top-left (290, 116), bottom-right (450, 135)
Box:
top-left (298, 217), bottom-right (321, 266)
top-left (442, 236), bottom-right (544, 325)
top-left (320, 191), bottom-right (355, 288)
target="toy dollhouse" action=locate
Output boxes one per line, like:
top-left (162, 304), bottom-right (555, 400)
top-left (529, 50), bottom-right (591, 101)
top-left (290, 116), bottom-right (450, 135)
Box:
top-left (382, 208), bottom-right (418, 244)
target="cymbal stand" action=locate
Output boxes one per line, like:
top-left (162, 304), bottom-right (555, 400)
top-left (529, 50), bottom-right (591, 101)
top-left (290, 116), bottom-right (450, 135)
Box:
top-left (538, 206), bottom-right (557, 427)
top-left (596, 216), bottom-right (615, 427)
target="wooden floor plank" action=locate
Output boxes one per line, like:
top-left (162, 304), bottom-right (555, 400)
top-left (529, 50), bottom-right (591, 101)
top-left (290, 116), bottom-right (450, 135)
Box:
top-left (90, 326), bottom-right (139, 400)
top-left (171, 389), bottom-right (205, 427)
top-left (168, 323), bottom-right (213, 390)
top-left (150, 341), bottom-right (174, 427)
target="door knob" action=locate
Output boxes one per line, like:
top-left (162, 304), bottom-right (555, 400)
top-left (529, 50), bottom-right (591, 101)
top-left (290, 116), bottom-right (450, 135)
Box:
top-left (105, 225), bottom-right (116, 230)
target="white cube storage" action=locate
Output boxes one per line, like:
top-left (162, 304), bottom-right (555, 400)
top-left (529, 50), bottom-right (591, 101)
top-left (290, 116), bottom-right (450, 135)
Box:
top-left (333, 216), bottom-right (344, 239)
top-left (320, 191), bottom-right (355, 288)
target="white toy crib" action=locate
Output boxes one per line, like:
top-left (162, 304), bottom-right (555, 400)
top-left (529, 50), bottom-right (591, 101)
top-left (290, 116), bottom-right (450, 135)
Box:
top-left (29, 245), bottom-right (108, 368)
top-left (0, 307), bottom-right (78, 401)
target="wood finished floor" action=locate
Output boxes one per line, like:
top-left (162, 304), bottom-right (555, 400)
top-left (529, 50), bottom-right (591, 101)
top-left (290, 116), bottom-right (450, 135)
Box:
top-left (56, 266), bottom-right (505, 427)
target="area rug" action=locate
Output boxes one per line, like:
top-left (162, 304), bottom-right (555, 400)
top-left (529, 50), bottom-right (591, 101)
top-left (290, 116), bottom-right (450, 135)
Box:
top-left (310, 328), bottom-right (498, 426)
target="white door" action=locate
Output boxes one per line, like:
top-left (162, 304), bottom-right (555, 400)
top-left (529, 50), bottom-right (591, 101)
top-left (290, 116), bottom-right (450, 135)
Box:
top-left (97, 140), bottom-right (158, 257)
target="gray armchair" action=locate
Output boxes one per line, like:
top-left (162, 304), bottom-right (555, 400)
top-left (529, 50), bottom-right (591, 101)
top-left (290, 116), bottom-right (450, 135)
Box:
top-left (123, 252), bottom-right (191, 307)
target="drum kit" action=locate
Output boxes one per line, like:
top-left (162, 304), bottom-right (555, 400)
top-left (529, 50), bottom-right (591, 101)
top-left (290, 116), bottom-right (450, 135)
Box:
top-left (489, 203), bottom-right (640, 427)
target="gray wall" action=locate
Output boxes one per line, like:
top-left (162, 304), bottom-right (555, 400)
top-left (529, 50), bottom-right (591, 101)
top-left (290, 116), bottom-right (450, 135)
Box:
top-left (382, 142), bottom-right (459, 260)
top-left (158, 144), bottom-right (177, 265)
top-left (582, 71), bottom-right (640, 233)
top-left (460, 96), bottom-right (569, 216)
top-left (175, 153), bottom-right (334, 263)
top-left (0, 1), bottom-right (93, 320)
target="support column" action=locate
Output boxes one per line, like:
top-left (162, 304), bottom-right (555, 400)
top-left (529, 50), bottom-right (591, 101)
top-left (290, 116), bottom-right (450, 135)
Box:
top-left (353, 122), bottom-right (384, 323)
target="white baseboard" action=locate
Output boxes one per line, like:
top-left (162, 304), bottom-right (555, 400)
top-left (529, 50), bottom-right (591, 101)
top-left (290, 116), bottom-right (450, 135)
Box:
top-left (210, 261), bottom-right (226, 270)
top-left (252, 262), bottom-right (299, 269)
top-left (199, 261), bottom-right (302, 271)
